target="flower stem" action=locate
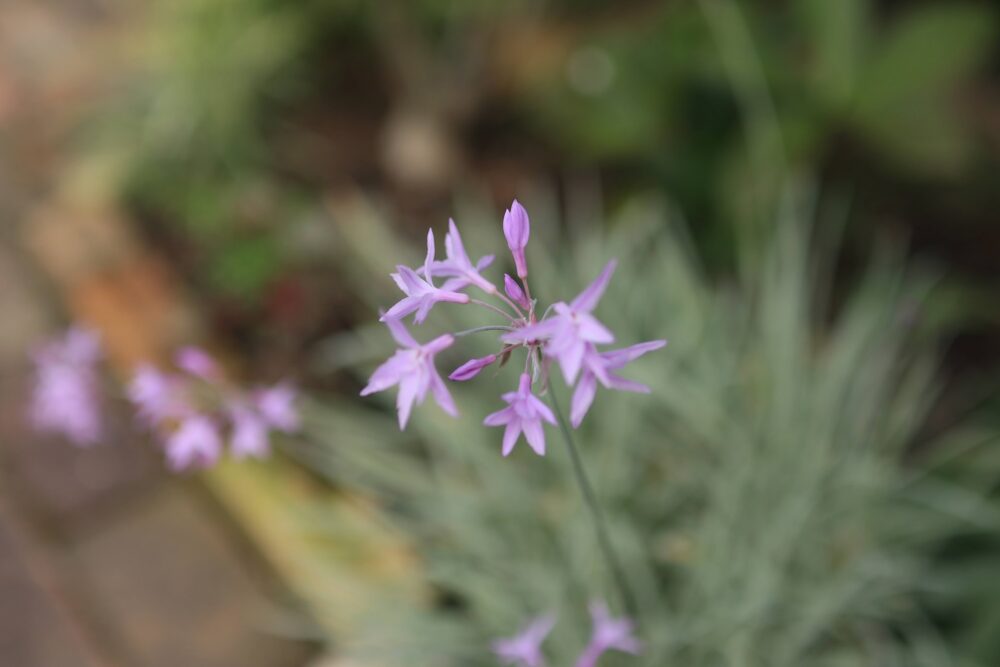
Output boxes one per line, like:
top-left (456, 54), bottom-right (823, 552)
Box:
top-left (547, 383), bottom-right (637, 619)
top-left (453, 325), bottom-right (514, 337)
top-left (470, 299), bottom-right (519, 323)
top-left (494, 291), bottom-right (527, 320)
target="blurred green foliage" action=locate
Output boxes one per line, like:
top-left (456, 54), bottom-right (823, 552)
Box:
top-left (294, 188), bottom-right (999, 666)
top-left (527, 0), bottom-right (995, 262)
top-left (100, 0), bottom-right (996, 301)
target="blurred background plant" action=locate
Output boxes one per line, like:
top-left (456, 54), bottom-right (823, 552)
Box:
top-left (27, 0), bottom-right (1000, 664)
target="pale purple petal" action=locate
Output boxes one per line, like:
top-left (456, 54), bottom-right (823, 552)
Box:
top-left (602, 339), bottom-right (667, 369)
top-left (607, 376), bottom-right (651, 394)
top-left (380, 296), bottom-right (420, 321)
top-left (521, 418), bottom-right (546, 455)
top-left (390, 271), bottom-right (409, 293)
top-left (570, 372), bottom-right (598, 428)
top-left (414, 364), bottom-right (433, 403)
top-left (575, 313), bottom-right (615, 344)
top-left (424, 228), bottom-right (436, 280)
top-left (415, 297), bottom-right (435, 324)
top-left (360, 351), bottom-right (411, 396)
top-left (484, 406), bottom-right (514, 426)
top-left (446, 219), bottom-right (467, 265)
top-left (558, 339), bottom-right (586, 385)
top-left (423, 333), bottom-right (455, 355)
top-left (396, 265), bottom-right (427, 295)
top-left (502, 420), bottom-right (522, 457)
top-left (571, 260), bottom-right (617, 313)
top-left (529, 396), bottom-right (556, 425)
top-left (429, 372), bottom-right (458, 417)
top-left (434, 289), bottom-right (471, 305)
top-left (581, 346), bottom-right (613, 387)
top-left (396, 375), bottom-right (420, 429)
top-left (441, 276), bottom-right (468, 292)
top-left (384, 317), bottom-right (419, 349)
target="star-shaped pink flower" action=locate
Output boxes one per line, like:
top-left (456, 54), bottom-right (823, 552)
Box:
top-left (503, 260), bottom-right (617, 384)
top-left (423, 219), bottom-right (496, 294)
top-left (361, 317), bottom-right (458, 429)
top-left (382, 229), bottom-right (470, 324)
top-left (484, 373), bottom-right (556, 456)
top-left (570, 340), bottom-right (667, 427)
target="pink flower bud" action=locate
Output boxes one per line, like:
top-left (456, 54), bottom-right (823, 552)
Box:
top-left (449, 354), bottom-right (498, 382)
top-left (504, 274), bottom-right (530, 310)
top-left (503, 199), bottom-right (530, 278)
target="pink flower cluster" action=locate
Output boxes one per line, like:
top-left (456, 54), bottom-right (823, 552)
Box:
top-left (128, 347), bottom-right (299, 471)
top-left (362, 199), bottom-right (665, 456)
top-left (29, 327), bottom-right (104, 446)
top-left (493, 602), bottom-right (641, 667)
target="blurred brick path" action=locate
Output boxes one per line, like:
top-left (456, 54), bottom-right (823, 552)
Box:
top-left (0, 1), bottom-right (318, 665)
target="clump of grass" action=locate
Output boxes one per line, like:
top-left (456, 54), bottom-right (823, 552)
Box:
top-left (293, 188), bottom-right (994, 666)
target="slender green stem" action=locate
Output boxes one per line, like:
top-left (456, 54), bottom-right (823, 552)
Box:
top-left (547, 383), bottom-right (637, 618)
top-left (470, 299), bottom-right (518, 323)
top-left (493, 291), bottom-right (527, 320)
top-left (453, 325), bottom-right (514, 337)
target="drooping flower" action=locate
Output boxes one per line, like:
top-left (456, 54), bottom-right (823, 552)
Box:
top-left (570, 340), bottom-right (667, 427)
top-left (483, 373), bottom-right (556, 456)
top-left (503, 199), bottom-right (530, 278)
top-left (165, 415), bottom-right (222, 471)
top-left (424, 219), bottom-right (496, 294)
top-left (503, 260), bottom-right (617, 384)
top-left (574, 602), bottom-right (642, 667)
top-left (29, 327), bottom-right (103, 446)
top-left (382, 229), bottom-right (470, 324)
top-left (504, 274), bottom-right (530, 310)
top-left (361, 317), bottom-right (458, 429)
top-left (449, 354), bottom-right (498, 381)
top-left (255, 382), bottom-right (300, 432)
top-left (492, 614), bottom-right (557, 667)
